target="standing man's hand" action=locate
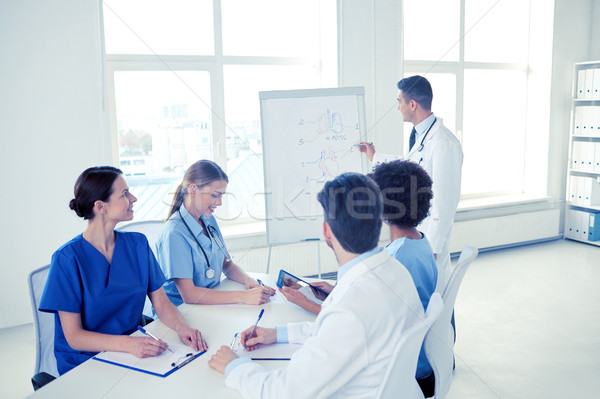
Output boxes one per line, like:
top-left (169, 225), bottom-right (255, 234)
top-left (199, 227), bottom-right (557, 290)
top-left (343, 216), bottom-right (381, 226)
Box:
top-left (358, 142), bottom-right (376, 162)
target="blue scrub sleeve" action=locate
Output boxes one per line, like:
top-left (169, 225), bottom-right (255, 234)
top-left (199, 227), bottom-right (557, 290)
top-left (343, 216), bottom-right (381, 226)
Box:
top-left (39, 250), bottom-right (83, 314)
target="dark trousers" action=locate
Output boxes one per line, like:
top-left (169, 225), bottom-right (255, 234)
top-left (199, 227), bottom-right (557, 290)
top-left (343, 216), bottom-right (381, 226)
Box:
top-left (417, 372), bottom-right (435, 398)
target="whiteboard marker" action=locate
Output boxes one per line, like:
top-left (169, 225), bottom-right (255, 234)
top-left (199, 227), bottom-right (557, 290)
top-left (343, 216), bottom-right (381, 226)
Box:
top-left (354, 142), bottom-right (373, 147)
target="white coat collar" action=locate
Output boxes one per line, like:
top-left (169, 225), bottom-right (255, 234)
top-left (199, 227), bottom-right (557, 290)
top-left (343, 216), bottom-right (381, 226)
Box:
top-left (322, 249), bottom-right (393, 307)
top-left (405, 117), bottom-right (443, 159)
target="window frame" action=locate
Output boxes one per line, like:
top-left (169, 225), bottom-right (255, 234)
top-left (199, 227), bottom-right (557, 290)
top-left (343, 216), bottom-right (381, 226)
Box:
top-left (102, 0), bottom-right (335, 224)
top-left (402, 0), bottom-right (552, 203)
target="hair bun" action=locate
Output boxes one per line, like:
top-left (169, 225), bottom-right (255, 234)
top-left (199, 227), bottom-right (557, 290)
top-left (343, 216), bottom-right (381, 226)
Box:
top-left (69, 199), bottom-right (82, 217)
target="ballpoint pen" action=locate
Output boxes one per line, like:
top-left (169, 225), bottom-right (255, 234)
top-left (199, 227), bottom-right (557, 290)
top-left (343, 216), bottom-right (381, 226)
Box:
top-left (257, 279), bottom-right (265, 287)
top-left (246, 309), bottom-right (264, 349)
top-left (137, 325), bottom-right (174, 353)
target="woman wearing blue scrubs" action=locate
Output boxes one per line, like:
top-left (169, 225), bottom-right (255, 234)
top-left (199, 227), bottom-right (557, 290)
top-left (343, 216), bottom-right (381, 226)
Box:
top-left (39, 166), bottom-right (207, 375)
top-left (156, 160), bottom-right (275, 306)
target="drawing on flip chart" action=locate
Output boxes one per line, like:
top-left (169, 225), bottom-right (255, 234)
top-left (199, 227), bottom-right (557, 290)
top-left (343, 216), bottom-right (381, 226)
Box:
top-left (260, 87), bottom-right (366, 244)
top-left (296, 108), bottom-right (361, 183)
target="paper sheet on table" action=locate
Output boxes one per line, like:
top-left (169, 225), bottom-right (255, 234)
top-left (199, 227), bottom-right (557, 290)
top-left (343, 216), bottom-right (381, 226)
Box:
top-left (94, 340), bottom-right (203, 377)
top-left (234, 342), bottom-right (303, 360)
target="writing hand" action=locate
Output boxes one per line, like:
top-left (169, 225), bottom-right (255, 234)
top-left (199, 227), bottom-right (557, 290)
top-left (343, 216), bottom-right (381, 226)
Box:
top-left (240, 326), bottom-right (277, 351)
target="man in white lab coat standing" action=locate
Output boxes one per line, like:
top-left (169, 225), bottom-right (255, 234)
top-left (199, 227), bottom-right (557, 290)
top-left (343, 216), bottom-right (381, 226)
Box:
top-left (360, 75), bottom-right (463, 295)
top-left (208, 172), bottom-right (424, 398)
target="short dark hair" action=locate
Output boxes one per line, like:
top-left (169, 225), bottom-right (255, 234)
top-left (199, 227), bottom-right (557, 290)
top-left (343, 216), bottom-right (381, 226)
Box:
top-left (69, 166), bottom-right (123, 220)
top-left (317, 173), bottom-right (382, 254)
top-left (369, 160), bottom-right (433, 228)
top-left (397, 75), bottom-right (433, 111)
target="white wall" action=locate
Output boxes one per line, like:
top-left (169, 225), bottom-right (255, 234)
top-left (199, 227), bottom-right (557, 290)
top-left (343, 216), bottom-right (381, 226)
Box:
top-left (0, 0), bottom-right (110, 328)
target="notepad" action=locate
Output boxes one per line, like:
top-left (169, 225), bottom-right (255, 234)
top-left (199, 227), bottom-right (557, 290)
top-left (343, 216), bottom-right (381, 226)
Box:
top-left (94, 341), bottom-right (204, 377)
top-left (234, 343), bottom-right (303, 360)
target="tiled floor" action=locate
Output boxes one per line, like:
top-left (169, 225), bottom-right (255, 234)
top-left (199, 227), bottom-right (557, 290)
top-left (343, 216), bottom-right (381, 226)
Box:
top-left (2, 239), bottom-right (599, 398)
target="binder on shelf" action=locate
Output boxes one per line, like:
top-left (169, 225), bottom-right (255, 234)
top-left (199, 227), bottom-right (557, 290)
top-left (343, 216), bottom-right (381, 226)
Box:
top-left (581, 211), bottom-right (589, 240)
top-left (574, 106), bottom-right (582, 136)
top-left (594, 69), bottom-right (600, 100)
top-left (589, 107), bottom-right (599, 133)
top-left (569, 175), bottom-right (579, 203)
top-left (577, 69), bottom-right (586, 99)
top-left (585, 68), bottom-right (594, 99)
top-left (585, 177), bottom-right (600, 206)
top-left (581, 142), bottom-right (595, 172)
top-left (592, 108), bottom-right (600, 137)
top-left (589, 212), bottom-right (600, 241)
top-left (571, 141), bottom-right (582, 170)
top-left (564, 209), bottom-right (578, 239)
top-left (577, 176), bottom-right (586, 205)
top-left (580, 107), bottom-right (589, 136)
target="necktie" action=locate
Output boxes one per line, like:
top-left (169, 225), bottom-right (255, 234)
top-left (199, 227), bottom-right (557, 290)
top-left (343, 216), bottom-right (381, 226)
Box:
top-left (409, 127), bottom-right (417, 151)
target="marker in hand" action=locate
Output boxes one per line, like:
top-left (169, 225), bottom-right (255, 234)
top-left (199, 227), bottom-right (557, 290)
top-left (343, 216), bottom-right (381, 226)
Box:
top-left (137, 325), bottom-right (173, 353)
top-left (354, 142), bottom-right (373, 147)
top-left (246, 309), bottom-right (264, 349)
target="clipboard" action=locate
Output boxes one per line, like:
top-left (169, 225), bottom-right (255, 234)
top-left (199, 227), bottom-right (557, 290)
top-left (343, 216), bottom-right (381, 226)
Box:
top-left (93, 341), bottom-right (204, 377)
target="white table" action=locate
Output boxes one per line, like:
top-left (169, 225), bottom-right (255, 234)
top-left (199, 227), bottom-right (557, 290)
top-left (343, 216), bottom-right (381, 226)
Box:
top-left (27, 273), bottom-right (324, 398)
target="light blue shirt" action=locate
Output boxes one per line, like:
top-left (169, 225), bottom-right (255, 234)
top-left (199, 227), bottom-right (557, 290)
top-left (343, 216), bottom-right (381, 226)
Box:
top-left (386, 234), bottom-right (437, 379)
top-left (156, 205), bottom-right (226, 307)
top-left (414, 112), bottom-right (436, 142)
top-left (225, 247), bottom-right (383, 376)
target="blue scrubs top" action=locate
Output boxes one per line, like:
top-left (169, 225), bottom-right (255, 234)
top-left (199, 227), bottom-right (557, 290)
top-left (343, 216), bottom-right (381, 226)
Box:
top-left (39, 232), bottom-right (166, 375)
top-left (386, 233), bottom-right (438, 380)
top-left (156, 205), bottom-right (226, 307)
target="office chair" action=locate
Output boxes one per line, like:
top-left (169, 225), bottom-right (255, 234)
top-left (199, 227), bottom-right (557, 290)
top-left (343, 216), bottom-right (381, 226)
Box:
top-left (28, 264), bottom-right (57, 390)
top-left (117, 220), bottom-right (164, 257)
top-left (424, 245), bottom-right (478, 399)
top-left (118, 220), bottom-right (165, 322)
top-left (376, 292), bottom-right (444, 399)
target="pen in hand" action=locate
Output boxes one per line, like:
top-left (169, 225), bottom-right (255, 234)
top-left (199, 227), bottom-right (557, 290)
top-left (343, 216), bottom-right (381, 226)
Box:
top-left (246, 309), bottom-right (265, 349)
top-left (137, 325), bottom-right (174, 353)
top-left (257, 279), bottom-right (265, 287)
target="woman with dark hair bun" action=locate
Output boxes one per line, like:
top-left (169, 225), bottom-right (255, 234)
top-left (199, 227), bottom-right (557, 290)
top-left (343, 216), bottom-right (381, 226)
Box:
top-left (156, 160), bottom-right (275, 306)
top-left (39, 166), bottom-right (207, 375)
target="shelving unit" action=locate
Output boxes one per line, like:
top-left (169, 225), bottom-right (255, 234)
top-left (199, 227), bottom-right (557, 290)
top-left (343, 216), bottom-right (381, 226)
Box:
top-left (565, 61), bottom-right (600, 245)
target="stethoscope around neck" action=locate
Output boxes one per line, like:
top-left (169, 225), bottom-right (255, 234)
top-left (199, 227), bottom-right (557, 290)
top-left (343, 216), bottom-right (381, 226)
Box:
top-left (415, 117), bottom-right (437, 152)
top-left (178, 209), bottom-right (232, 279)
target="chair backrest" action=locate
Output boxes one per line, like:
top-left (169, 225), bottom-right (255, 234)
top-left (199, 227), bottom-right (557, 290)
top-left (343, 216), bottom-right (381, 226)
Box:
top-left (117, 220), bottom-right (165, 257)
top-left (424, 245), bottom-right (478, 399)
top-left (28, 265), bottom-right (58, 378)
top-left (117, 220), bottom-right (165, 318)
top-left (377, 293), bottom-right (444, 399)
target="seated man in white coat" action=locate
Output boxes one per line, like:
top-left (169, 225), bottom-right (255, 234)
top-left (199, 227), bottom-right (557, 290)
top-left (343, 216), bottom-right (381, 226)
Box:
top-left (208, 172), bottom-right (425, 398)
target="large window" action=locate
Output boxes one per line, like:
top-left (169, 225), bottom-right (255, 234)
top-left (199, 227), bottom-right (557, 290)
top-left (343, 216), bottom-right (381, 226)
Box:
top-left (102, 0), bottom-right (337, 223)
top-left (403, 0), bottom-right (554, 201)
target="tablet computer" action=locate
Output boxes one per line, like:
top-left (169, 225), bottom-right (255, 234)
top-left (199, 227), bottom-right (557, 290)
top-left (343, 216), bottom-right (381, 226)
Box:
top-left (276, 269), bottom-right (329, 296)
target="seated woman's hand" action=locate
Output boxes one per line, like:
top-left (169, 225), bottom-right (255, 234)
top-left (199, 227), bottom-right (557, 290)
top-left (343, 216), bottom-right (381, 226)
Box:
top-left (129, 336), bottom-right (169, 358)
top-left (176, 324), bottom-right (208, 352)
top-left (245, 280), bottom-right (276, 296)
top-left (243, 286), bottom-right (272, 305)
